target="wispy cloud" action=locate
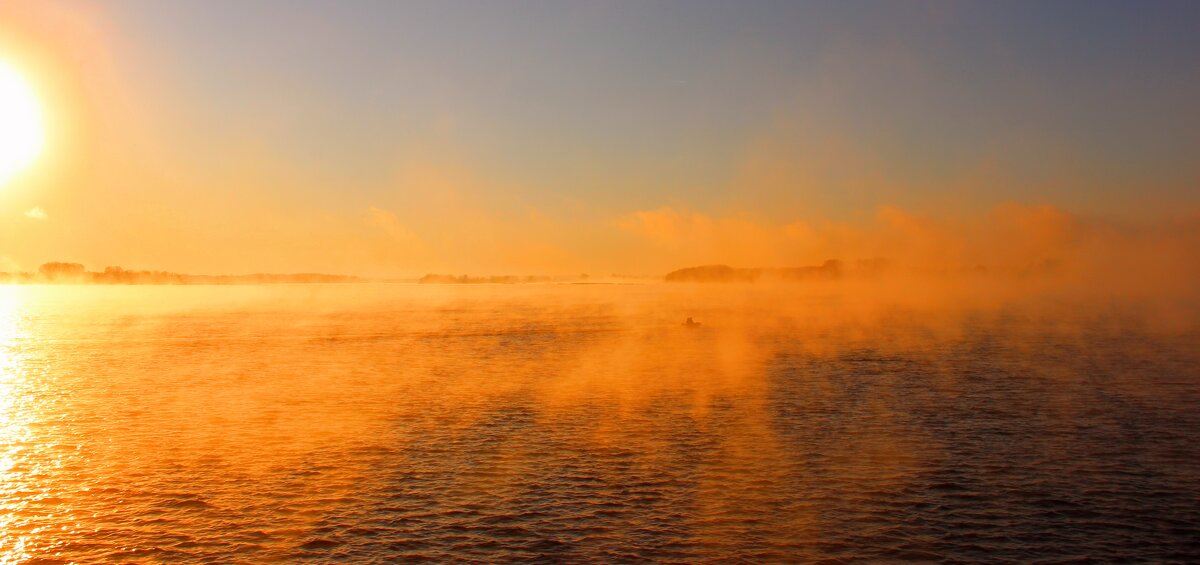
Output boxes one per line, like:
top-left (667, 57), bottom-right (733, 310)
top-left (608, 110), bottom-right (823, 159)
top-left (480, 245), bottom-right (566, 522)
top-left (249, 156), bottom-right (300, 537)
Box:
top-left (24, 206), bottom-right (47, 221)
top-left (366, 206), bottom-right (419, 243)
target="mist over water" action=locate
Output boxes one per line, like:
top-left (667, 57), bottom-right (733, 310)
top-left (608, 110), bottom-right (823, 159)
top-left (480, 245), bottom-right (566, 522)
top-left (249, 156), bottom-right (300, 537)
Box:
top-left (1, 283), bottom-right (1198, 563)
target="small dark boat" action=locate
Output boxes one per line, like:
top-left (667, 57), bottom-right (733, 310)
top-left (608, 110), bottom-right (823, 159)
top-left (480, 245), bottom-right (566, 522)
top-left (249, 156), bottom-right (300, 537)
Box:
top-left (683, 317), bottom-right (701, 328)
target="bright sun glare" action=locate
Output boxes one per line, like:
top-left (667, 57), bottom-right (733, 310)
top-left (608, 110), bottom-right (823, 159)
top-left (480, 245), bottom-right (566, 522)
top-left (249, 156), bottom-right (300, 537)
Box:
top-left (0, 61), bottom-right (45, 186)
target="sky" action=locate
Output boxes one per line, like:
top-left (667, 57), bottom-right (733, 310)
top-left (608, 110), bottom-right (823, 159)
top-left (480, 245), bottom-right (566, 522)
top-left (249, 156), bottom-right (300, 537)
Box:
top-left (0, 0), bottom-right (1198, 276)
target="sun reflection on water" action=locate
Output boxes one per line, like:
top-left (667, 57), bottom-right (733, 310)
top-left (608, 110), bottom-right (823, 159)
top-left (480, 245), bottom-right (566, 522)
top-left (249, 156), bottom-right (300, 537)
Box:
top-left (0, 286), bottom-right (32, 565)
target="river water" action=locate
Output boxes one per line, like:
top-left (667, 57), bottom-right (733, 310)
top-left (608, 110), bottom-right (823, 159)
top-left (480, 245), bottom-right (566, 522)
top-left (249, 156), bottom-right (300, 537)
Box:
top-left (1, 283), bottom-right (1197, 563)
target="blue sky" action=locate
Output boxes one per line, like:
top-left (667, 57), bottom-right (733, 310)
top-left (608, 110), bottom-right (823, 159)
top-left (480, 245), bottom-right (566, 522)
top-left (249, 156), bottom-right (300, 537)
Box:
top-left (98, 1), bottom-right (1198, 216)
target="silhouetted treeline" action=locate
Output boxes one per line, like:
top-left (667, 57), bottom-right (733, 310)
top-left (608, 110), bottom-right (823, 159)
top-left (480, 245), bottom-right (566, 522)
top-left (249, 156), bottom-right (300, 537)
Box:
top-left (665, 259), bottom-right (853, 282)
top-left (0, 263), bottom-right (363, 285)
top-left (662, 257), bottom-right (1070, 282)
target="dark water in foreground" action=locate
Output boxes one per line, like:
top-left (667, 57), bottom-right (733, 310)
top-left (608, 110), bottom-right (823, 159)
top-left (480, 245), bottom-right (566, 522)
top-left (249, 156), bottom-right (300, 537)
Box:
top-left (1, 284), bottom-right (1198, 563)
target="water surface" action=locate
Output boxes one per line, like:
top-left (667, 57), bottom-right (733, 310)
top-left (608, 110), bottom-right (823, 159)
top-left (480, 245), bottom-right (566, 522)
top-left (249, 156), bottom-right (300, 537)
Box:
top-left (1, 284), bottom-right (1198, 563)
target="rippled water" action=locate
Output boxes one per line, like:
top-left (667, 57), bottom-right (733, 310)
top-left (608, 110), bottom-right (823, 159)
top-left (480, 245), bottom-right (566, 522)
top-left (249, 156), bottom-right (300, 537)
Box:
top-left (1, 283), bottom-right (1198, 563)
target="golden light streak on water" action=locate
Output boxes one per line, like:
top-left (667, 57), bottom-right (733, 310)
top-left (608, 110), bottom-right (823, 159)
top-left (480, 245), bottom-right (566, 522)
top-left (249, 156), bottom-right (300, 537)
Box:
top-left (0, 286), bottom-right (33, 565)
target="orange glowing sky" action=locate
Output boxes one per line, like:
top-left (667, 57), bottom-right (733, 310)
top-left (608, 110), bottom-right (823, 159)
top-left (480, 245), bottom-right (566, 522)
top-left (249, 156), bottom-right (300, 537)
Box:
top-left (1, 1), bottom-right (1198, 277)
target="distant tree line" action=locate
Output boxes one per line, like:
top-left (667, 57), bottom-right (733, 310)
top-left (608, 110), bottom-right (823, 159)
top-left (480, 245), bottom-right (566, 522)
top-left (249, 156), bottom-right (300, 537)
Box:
top-left (0, 263), bottom-right (363, 284)
top-left (664, 259), bottom-right (852, 283)
top-left (661, 257), bottom-right (1067, 282)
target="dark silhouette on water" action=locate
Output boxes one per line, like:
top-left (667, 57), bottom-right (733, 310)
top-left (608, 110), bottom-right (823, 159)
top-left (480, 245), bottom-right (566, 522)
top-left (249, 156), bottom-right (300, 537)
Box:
top-left (683, 317), bottom-right (702, 328)
top-left (665, 259), bottom-right (848, 282)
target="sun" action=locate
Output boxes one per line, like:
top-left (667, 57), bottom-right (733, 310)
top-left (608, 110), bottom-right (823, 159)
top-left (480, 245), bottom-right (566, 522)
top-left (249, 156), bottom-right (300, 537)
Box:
top-left (0, 61), bottom-right (45, 186)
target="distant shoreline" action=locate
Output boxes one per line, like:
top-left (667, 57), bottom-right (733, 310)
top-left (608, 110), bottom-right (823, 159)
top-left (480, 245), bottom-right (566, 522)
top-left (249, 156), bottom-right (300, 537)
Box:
top-left (1, 262), bottom-right (366, 285)
top-left (1, 262), bottom-right (655, 285)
